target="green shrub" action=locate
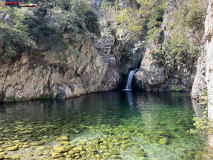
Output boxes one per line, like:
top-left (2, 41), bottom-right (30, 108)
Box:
top-left (104, 21), bottom-right (115, 37)
top-left (85, 10), bottom-right (101, 37)
top-left (100, 0), bottom-right (168, 42)
top-left (51, 0), bottom-right (101, 38)
top-left (153, 33), bottom-right (200, 68)
top-left (23, 8), bottom-right (67, 52)
top-left (0, 6), bottom-right (35, 61)
top-left (39, 94), bottom-right (53, 100)
top-left (0, 0), bottom-right (101, 61)
top-left (189, 107), bottom-right (210, 134)
top-left (7, 97), bottom-right (16, 103)
top-left (147, 0), bottom-right (206, 70)
top-left (7, 97), bottom-right (26, 102)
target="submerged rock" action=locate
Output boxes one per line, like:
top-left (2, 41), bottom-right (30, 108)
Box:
top-left (30, 141), bottom-right (45, 146)
top-left (56, 136), bottom-right (69, 141)
top-left (137, 152), bottom-right (147, 157)
top-left (6, 145), bottom-right (19, 151)
top-left (72, 146), bottom-right (84, 152)
top-left (52, 152), bottom-right (62, 159)
top-left (0, 154), bottom-right (3, 160)
top-left (80, 151), bottom-right (86, 155)
top-left (68, 150), bottom-right (75, 155)
top-left (54, 146), bottom-right (71, 153)
top-left (159, 138), bottom-right (168, 145)
top-left (99, 145), bottom-right (108, 149)
top-left (22, 145), bottom-right (29, 148)
top-left (13, 155), bottom-right (20, 159)
top-left (194, 151), bottom-right (203, 160)
top-left (103, 152), bottom-right (111, 156)
top-left (37, 146), bottom-right (46, 150)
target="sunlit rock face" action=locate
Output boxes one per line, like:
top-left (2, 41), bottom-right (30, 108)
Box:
top-left (192, 0), bottom-right (213, 152)
top-left (134, 0), bottom-right (196, 92)
top-left (90, 0), bottom-right (144, 88)
top-left (0, 41), bottom-right (121, 101)
top-left (191, 52), bottom-right (207, 100)
top-left (192, 0), bottom-right (213, 120)
top-left (205, 1), bottom-right (213, 123)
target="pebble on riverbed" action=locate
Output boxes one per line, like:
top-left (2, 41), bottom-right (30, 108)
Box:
top-left (0, 154), bottom-right (3, 160)
top-left (30, 141), bottom-right (45, 146)
top-left (53, 146), bottom-right (72, 153)
top-left (6, 145), bottom-right (19, 151)
top-left (56, 136), bottom-right (69, 141)
top-left (0, 114), bottom-right (205, 160)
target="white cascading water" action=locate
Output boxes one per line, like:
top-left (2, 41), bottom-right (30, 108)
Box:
top-left (124, 70), bottom-right (136, 90)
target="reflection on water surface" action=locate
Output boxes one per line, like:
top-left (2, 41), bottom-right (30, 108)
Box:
top-left (0, 91), bottom-right (207, 159)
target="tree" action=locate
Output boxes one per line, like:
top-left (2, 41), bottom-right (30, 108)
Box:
top-left (0, 4), bottom-right (34, 61)
top-left (151, 0), bottom-right (207, 68)
top-left (100, 0), bottom-right (168, 42)
top-left (0, 0), bottom-right (101, 61)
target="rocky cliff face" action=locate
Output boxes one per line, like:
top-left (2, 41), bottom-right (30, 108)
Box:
top-left (91, 0), bottom-right (144, 88)
top-left (90, 0), bottom-right (137, 9)
top-left (3, 0), bottom-right (204, 102)
top-left (191, 50), bottom-right (207, 101)
top-left (201, 1), bottom-right (213, 123)
top-left (134, 0), bottom-right (197, 92)
top-left (0, 0), bottom-right (145, 102)
top-left (0, 41), bottom-right (121, 102)
top-left (192, 1), bottom-right (213, 106)
top-left (193, 0), bottom-right (213, 150)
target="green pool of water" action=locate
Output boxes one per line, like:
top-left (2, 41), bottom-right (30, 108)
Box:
top-left (0, 91), bottom-right (207, 159)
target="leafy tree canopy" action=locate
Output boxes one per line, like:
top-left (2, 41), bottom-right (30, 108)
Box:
top-left (0, 0), bottom-right (101, 62)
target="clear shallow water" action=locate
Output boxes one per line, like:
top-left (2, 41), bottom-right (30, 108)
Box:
top-left (0, 91), bottom-right (207, 159)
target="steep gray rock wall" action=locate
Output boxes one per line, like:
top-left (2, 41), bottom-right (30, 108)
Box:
top-left (134, 0), bottom-right (197, 92)
top-left (90, 0), bottom-right (137, 9)
top-left (0, 41), bottom-right (121, 102)
top-left (205, 1), bottom-right (213, 123)
top-left (0, 0), bottom-right (145, 102)
top-left (194, 1), bottom-right (213, 151)
top-left (92, 0), bottom-right (144, 88)
top-left (192, 1), bottom-right (213, 112)
top-left (191, 50), bottom-right (207, 100)
top-left (191, 1), bottom-right (213, 151)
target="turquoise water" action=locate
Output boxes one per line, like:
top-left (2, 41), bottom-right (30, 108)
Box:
top-left (0, 91), bottom-right (207, 159)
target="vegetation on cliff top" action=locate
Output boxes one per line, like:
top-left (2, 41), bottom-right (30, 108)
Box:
top-left (0, 0), bottom-right (101, 61)
top-left (101, 0), bottom-right (206, 70)
top-left (152, 0), bottom-right (206, 68)
top-left (0, 0), bottom-right (207, 67)
top-left (101, 0), bottom-right (168, 42)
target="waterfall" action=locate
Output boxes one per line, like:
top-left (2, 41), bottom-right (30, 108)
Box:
top-left (124, 70), bottom-right (136, 90)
